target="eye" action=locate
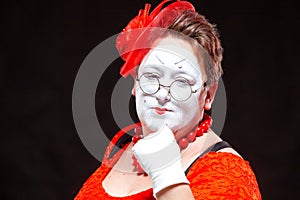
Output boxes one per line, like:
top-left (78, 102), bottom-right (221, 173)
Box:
top-left (176, 78), bottom-right (189, 84)
top-left (174, 78), bottom-right (190, 88)
top-left (143, 73), bottom-right (160, 80)
top-left (174, 74), bottom-right (195, 86)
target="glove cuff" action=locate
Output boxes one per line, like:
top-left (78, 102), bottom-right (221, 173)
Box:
top-left (151, 160), bottom-right (189, 198)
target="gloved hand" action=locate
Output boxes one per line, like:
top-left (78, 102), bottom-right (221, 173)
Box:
top-left (132, 124), bottom-right (189, 197)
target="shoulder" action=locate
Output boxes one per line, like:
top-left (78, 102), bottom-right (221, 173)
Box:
top-left (205, 129), bottom-right (242, 157)
top-left (218, 146), bottom-right (242, 157)
top-left (188, 151), bottom-right (262, 200)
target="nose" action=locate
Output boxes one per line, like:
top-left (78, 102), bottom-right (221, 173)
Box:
top-left (155, 85), bottom-right (171, 105)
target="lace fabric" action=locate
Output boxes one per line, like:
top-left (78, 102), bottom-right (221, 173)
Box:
top-left (75, 128), bottom-right (262, 200)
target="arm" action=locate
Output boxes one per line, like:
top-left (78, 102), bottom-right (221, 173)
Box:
top-left (132, 124), bottom-right (192, 199)
top-left (187, 152), bottom-right (262, 200)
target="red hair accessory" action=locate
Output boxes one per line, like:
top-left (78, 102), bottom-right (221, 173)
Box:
top-left (116, 0), bottom-right (195, 77)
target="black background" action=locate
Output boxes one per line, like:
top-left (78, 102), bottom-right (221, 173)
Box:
top-left (1, 0), bottom-right (299, 199)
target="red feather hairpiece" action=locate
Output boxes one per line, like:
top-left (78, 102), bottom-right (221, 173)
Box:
top-left (116, 0), bottom-right (195, 77)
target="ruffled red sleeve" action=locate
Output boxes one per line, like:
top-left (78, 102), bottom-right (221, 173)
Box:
top-left (187, 152), bottom-right (262, 200)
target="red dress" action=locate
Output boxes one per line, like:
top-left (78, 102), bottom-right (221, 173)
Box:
top-left (75, 126), bottom-right (262, 200)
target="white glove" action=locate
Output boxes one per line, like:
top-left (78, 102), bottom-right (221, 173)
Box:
top-left (132, 124), bottom-right (189, 197)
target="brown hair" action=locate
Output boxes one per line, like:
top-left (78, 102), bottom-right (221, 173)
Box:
top-left (167, 10), bottom-right (224, 86)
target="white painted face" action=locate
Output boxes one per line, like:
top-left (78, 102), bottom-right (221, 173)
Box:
top-left (135, 37), bottom-right (207, 138)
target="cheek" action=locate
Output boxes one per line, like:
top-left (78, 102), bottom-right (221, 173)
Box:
top-left (135, 93), bottom-right (151, 120)
top-left (180, 97), bottom-right (202, 124)
top-left (182, 102), bottom-right (199, 121)
top-left (184, 95), bottom-right (200, 112)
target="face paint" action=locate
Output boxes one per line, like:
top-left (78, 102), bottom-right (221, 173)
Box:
top-left (135, 37), bottom-right (206, 138)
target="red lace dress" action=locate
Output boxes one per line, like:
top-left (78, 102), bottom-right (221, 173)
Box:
top-left (75, 127), bottom-right (262, 200)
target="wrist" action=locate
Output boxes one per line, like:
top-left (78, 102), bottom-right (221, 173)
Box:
top-left (151, 158), bottom-right (189, 197)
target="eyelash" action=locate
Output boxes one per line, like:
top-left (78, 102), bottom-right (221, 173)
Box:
top-left (144, 73), bottom-right (160, 79)
top-left (176, 78), bottom-right (188, 83)
top-left (175, 76), bottom-right (194, 85)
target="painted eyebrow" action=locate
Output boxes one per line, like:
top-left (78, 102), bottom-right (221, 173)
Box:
top-left (174, 58), bottom-right (186, 65)
top-left (156, 55), bottom-right (186, 65)
top-left (155, 55), bottom-right (165, 64)
top-left (142, 64), bottom-right (198, 83)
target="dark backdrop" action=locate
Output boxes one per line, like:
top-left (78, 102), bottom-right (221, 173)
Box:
top-left (1, 0), bottom-right (299, 199)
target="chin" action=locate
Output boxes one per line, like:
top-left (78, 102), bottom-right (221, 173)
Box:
top-left (139, 110), bottom-right (184, 132)
top-left (161, 119), bottom-right (181, 132)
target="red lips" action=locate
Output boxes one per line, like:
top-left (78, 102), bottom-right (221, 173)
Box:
top-left (155, 107), bottom-right (171, 115)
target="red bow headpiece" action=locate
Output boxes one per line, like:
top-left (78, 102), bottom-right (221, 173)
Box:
top-left (116, 0), bottom-right (195, 77)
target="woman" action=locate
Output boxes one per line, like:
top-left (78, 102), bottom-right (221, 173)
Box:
top-left (75, 0), bottom-right (262, 199)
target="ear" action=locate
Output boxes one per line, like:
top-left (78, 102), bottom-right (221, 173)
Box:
top-left (204, 82), bottom-right (218, 111)
top-left (131, 80), bottom-right (136, 96)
